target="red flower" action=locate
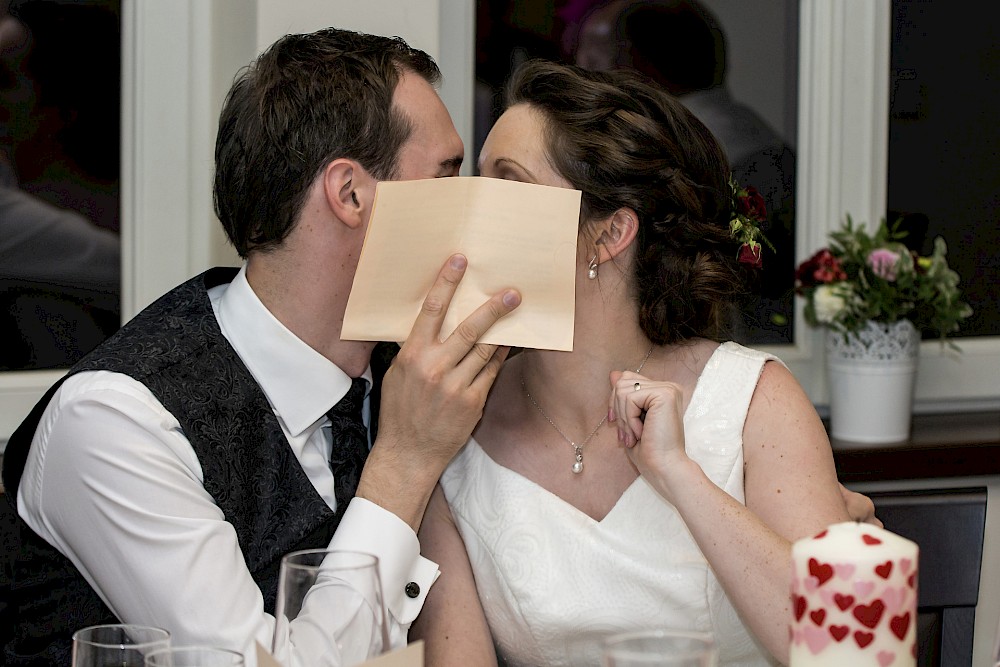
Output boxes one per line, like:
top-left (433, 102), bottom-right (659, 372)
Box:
top-left (738, 242), bottom-right (763, 268)
top-left (737, 186), bottom-right (767, 221)
top-left (795, 249), bottom-right (846, 288)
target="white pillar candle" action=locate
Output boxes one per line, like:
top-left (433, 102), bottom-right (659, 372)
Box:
top-left (789, 521), bottom-right (918, 667)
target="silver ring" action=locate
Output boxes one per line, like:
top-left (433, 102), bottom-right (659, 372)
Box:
top-left (634, 382), bottom-right (641, 392)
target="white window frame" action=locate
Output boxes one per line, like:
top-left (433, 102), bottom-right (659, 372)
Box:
top-left (2, 0), bottom-right (996, 445)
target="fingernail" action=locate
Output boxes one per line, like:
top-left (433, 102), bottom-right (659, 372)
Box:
top-left (503, 290), bottom-right (521, 307)
top-left (608, 408), bottom-right (615, 422)
top-left (450, 254), bottom-right (467, 270)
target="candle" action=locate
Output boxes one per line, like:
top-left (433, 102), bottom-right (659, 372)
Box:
top-left (789, 521), bottom-right (918, 666)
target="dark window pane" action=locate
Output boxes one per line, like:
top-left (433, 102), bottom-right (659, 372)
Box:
top-left (475, 0), bottom-right (799, 345)
top-left (888, 0), bottom-right (1000, 338)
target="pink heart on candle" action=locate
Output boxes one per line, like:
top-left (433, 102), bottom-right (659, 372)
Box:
top-left (900, 558), bottom-right (913, 575)
top-left (835, 563), bottom-right (856, 580)
top-left (803, 625), bottom-right (831, 655)
top-left (819, 589), bottom-right (836, 607)
top-left (805, 576), bottom-right (821, 593)
top-left (854, 581), bottom-right (876, 598)
top-left (882, 586), bottom-right (906, 615)
top-left (877, 650), bottom-right (895, 666)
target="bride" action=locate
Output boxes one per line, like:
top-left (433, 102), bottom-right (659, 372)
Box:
top-left (409, 60), bottom-right (852, 666)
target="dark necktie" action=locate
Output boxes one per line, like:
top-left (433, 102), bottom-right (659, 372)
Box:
top-left (327, 377), bottom-right (370, 515)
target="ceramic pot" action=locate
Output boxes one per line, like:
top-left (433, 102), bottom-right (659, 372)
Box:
top-left (826, 319), bottom-right (920, 445)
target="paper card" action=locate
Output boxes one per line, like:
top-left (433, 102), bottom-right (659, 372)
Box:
top-left (255, 640), bottom-right (424, 666)
top-left (342, 177), bottom-right (581, 351)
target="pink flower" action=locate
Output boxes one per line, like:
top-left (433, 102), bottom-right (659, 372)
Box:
top-left (867, 248), bottom-right (901, 281)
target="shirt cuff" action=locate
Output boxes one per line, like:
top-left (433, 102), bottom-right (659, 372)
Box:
top-left (329, 497), bottom-right (440, 625)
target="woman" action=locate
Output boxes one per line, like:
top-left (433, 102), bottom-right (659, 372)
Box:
top-left (409, 60), bottom-right (851, 666)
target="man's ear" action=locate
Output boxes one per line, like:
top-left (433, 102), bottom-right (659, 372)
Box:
top-left (594, 207), bottom-right (640, 264)
top-left (322, 158), bottom-right (374, 229)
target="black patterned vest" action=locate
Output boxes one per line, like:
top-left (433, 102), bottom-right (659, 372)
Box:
top-left (1, 268), bottom-right (395, 665)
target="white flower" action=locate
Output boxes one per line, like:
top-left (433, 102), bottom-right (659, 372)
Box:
top-left (813, 284), bottom-right (847, 324)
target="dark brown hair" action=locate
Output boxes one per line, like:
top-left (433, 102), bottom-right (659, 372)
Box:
top-left (505, 59), bottom-right (744, 344)
top-left (213, 27), bottom-right (440, 257)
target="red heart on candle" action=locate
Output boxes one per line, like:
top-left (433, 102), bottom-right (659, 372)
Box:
top-left (793, 595), bottom-right (807, 622)
top-left (815, 529), bottom-right (828, 539)
top-left (908, 573), bottom-right (916, 589)
top-left (810, 609), bottom-right (826, 626)
top-left (834, 594), bottom-right (855, 611)
top-left (829, 625), bottom-right (849, 642)
top-left (862, 534), bottom-right (882, 546)
top-left (875, 561), bottom-right (893, 579)
top-left (854, 631), bottom-right (875, 648)
top-left (809, 558), bottom-right (835, 586)
top-left (853, 600), bottom-right (885, 629)
top-left (890, 612), bottom-right (911, 640)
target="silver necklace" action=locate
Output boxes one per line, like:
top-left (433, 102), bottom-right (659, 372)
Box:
top-left (521, 346), bottom-right (654, 474)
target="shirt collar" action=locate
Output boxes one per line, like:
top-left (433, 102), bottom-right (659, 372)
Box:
top-left (210, 264), bottom-right (371, 437)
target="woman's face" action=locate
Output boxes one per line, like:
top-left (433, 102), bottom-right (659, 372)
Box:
top-left (477, 104), bottom-right (572, 190)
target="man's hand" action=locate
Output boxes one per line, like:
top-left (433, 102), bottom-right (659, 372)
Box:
top-left (357, 254), bottom-right (520, 530)
top-left (840, 484), bottom-right (883, 528)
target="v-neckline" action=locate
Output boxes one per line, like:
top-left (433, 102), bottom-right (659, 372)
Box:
top-left (467, 342), bottom-right (727, 523)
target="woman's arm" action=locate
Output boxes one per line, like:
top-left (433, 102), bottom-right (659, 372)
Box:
top-left (410, 484), bottom-right (498, 667)
top-left (610, 361), bottom-right (851, 664)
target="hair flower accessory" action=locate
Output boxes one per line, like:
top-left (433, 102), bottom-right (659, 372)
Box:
top-left (795, 215), bottom-right (972, 343)
top-left (729, 178), bottom-right (774, 268)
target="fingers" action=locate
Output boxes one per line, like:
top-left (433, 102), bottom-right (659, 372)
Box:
top-left (409, 254), bottom-right (521, 353)
top-left (408, 254), bottom-right (469, 343)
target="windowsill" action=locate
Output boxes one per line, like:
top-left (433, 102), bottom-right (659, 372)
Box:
top-left (833, 411), bottom-right (1000, 484)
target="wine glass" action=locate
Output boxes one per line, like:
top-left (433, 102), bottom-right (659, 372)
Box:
top-left (71, 624), bottom-right (171, 667)
top-left (144, 646), bottom-right (245, 666)
top-left (601, 629), bottom-right (718, 667)
top-left (271, 549), bottom-right (389, 667)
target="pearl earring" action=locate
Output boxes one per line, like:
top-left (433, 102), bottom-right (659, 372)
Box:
top-left (587, 254), bottom-right (599, 279)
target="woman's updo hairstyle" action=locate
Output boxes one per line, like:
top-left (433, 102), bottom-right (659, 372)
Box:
top-left (505, 59), bottom-right (746, 344)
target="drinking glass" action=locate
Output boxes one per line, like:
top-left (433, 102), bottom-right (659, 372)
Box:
top-left (601, 629), bottom-right (718, 667)
top-left (71, 624), bottom-right (171, 667)
top-left (144, 646), bottom-right (245, 666)
top-left (271, 549), bottom-right (389, 667)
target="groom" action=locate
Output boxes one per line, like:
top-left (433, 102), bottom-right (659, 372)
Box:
top-left (2, 26), bottom-right (519, 664)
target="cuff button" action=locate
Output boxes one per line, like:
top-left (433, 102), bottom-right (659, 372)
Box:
top-left (404, 582), bottom-right (420, 598)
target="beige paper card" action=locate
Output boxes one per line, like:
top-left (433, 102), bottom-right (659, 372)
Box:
top-left (255, 640), bottom-right (423, 667)
top-left (342, 177), bottom-right (581, 351)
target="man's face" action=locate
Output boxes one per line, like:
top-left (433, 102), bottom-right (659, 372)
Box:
top-left (391, 71), bottom-right (464, 181)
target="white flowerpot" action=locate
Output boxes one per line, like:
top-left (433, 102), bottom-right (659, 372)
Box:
top-left (825, 319), bottom-right (920, 445)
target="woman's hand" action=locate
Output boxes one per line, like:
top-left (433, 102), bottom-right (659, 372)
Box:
top-left (608, 370), bottom-right (692, 501)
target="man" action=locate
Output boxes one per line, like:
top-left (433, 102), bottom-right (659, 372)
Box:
top-left (2, 27), bottom-right (520, 664)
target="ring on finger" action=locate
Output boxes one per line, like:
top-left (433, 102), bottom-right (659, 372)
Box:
top-left (634, 382), bottom-right (641, 392)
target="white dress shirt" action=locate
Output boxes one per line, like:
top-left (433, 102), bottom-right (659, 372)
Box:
top-left (17, 265), bottom-right (438, 665)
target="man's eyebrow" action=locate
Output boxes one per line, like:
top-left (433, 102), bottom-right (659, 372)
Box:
top-left (441, 155), bottom-right (464, 171)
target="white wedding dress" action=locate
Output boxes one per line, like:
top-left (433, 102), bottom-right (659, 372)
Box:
top-left (439, 342), bottom-right (782, 666)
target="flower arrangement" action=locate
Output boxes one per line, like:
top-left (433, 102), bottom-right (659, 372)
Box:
top-left (729, 179), bottom-right (774, 268)
top-left (795, 215), bottom-right (972, 341)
